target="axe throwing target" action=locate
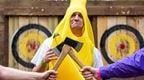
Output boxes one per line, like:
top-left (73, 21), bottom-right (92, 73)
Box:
top-left (100, 24), bottom-right (144, 64)
top-left (11, 24), bottom-right (52, 68)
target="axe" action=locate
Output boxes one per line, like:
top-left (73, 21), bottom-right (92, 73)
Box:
top-left (52, 37), bottom-right (84, 70)
top-left (53, 37), bottom-right (83, 55)
top-left (52, 38), bottom-right (96, 80)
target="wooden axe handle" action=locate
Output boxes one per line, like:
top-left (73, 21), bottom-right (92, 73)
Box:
top-left (69, 49), bottom-right (85, 68)
top-left (53, 44), bottom-right (71, 71)
top-left (69, 50), bottom-right (97, 80)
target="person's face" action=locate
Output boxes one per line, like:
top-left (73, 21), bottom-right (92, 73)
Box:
top-left (70, 12), bottom-right (84, 29)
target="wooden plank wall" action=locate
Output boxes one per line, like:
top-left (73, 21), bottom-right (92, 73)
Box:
top-left (0, 16), bottom-right (8, 66)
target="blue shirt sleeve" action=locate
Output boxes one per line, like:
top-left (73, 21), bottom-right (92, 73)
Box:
top-left (100, 48), bottom-right (144, 79)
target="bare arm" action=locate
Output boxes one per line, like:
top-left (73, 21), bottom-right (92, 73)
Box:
top-left (32, 62), bottom-right (47, 72)
top-left (0, 65), bottom-right (56, 80)
top-left (32, 49), bottom-right (58, 72)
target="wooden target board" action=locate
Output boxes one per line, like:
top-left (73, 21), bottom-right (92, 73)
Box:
top-left (100, 24), bottom-right (144, 64)
top-left (11, 24), bottom-right (51, 68)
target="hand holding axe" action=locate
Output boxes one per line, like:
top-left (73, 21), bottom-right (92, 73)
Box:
top-left (52, 44), bottom-right (71, 71)
top-left (52, 37), bottom-right (96, 80)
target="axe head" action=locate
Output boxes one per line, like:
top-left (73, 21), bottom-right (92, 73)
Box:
top-left (53, 37), bottom-right (83, 55)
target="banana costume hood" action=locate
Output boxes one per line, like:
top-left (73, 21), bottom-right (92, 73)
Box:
top-left (49, 0), bottom-right (95, 80)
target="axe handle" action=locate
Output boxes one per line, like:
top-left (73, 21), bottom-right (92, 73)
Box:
top-left (53, 44), bottom-right (71, 71)
top-left (69, 50), bottom-right (97, 80)
top-left (69, 49), bottom-right (85, 68)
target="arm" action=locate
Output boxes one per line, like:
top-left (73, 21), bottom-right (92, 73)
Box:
top-left (81, 48), bottom-right (144, 80)
top-left (80, 48), bottom-right (104, 80)
top-left (93, 47), bottom-right (103, 67)
top-left (100, 48), bottom-right (144, 79)
top-left (31, 38), bottom-right (51, 72)
top-left (32, 62), bottom-right (47, 72)
top-left (32, 50), bottom-right (58, 72)
top-left (0, 65), bottom-right (56, 80)
top-left (31, 38), bottom-right (57, 72)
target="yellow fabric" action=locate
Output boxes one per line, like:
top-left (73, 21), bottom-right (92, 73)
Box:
top-left (48, 0), bottom-right (95, 80)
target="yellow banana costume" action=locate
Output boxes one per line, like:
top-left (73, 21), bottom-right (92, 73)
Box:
top-left (49, 0), bottom-right (95, 80)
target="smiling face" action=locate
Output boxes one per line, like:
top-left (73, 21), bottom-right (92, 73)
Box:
top-left (70, 12), bottom-right (84, 30)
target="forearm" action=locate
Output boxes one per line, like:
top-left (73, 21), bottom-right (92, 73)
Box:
top-left (33, 61), bottom-right (48, 72)
top-left (100, 48), bottom-right (144, 79)
top-left (93, 47), bottom-right (104, 68)
top-left (99, 62), bottom-right (143, 79)
top-left (0, 66), bottom-right (43, 80)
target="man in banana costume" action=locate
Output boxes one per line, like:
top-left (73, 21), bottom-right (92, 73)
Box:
top-left (31, 0), bottom-right (103, 80)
